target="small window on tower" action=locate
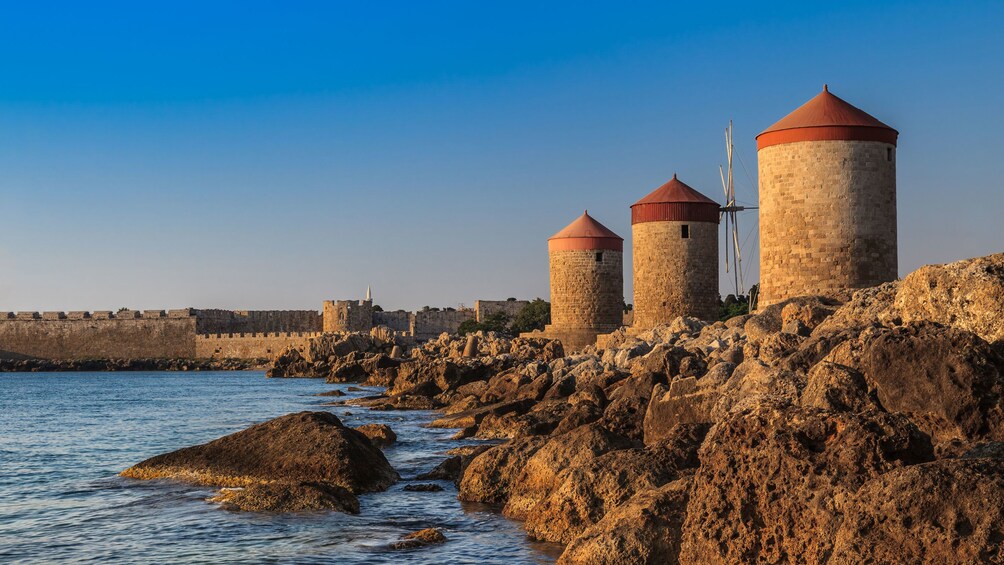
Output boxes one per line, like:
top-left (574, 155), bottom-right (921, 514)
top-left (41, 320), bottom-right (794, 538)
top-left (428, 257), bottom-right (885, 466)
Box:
top-left (887, 147), bottom-right (894, 162)
top-left (681, 225), bottom-right (690, 239)
top-left (595, 252), bottom-right (603, 262)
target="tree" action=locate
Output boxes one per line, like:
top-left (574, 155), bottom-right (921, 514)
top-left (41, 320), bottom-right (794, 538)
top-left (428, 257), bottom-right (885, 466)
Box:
top-left (372, 304), bottom-right (384, 312)
top-left (457, 312), bottom-right (512, 335)
top-left (509, 298), bottom-right (550, 334)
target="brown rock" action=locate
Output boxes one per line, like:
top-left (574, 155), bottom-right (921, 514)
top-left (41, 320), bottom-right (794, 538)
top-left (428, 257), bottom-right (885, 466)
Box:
top-left (121, 411), bottom-right (399, 494)
top-left (524, 424), bottom-right (706, 543)
top-left (831, 458), bottom-right (1004, 564)
top-left (679, 404), bottom-right (933, 563)
top-left (800, 361), bottom-right (878, 413)
top-left (503, 423), bottom-right (637, 519)
top-left (353, 423), bottom-right (397, 447)
top-left (210, 482), bottom-right (359, 513)
top-left (602, 372), bottom-right (666, 440)
top-left (812, 281), bottom-right (900, 337)
top-left (557, 478), bottom-right (691, 565)
top-left (457, 436), bottom-right (548, 504)
top-left (895, 253), bottom-right (1004, 348)
top-left (643, 381), bottom-right (719, 445)
top-left (389, 528), bottom-right (447, 549)
top-left (826, 322), bottom-right (1004, 443)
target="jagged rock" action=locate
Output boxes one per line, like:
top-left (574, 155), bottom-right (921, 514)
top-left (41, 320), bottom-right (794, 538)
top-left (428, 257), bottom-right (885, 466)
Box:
top-left (826, 322), bottom-right (1004, 444)
top-left (895, 253), bottom-right (1004, 349)
top-left (266, 347), bottom-right (314, 378)
top-left (634, 344), bottom-right (690, 377)
top-left (831, 458), bottom-right (1004, 564)
top-left (551, 400), bottom-right (604, 435)
top-left (746, 296), bottom-right (842, 342)
top-left (121, 412), bottom-right (399, 509)
top-left (743, 332), bottom-right (805, 366)
top-left (458, 436), bottom-right (548, 504)
top-left (710, 359), bottom-right (804, 419)
top-left (643, 380), bottom-right (719, 445)
top-left (601, 372), bottom-right (666, 440)
top-left (316, 389), bottom-right (346, 397)
top-left (475, 398), bottom-right (569, 439)
top-left (389, 528), bottom-right (447, 549)
top-left (403, 483), bottom-right (444, 492)
top-left (353, 423), bottom-right (397, 447)
top-left (503, 423), bottom-right (637, 520)
top-left (800, 361), bottom-right (878, 413)
top-left (510, 337), bottom-right (565, 362)
top-left (812, 281), bottom-right (900, 337)
top-left (428, 399), bottom-right (533, 430)
top-left (679, 404), bottom-right (933, 563)
top-left (210, 482), bottom-right (359, 513)
top-left (523, 424), bottom-right (706, 543)
top-left (557, 478), bottom-right (691, 565)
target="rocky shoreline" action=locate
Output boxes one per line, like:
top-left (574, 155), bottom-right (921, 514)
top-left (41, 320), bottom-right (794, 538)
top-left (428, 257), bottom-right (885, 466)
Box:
top-left (120, 253), bottom-right (1004, 563)
top-left (0, 357), bottom-right (265, 372)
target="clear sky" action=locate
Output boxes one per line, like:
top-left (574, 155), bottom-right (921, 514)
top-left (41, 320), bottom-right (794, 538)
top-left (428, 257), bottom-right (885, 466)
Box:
top-left (1, 1), bottom-right (1001, 312)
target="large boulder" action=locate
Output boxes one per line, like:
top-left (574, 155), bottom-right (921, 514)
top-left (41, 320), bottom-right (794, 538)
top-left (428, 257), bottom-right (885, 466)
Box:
top-left (831, 458), bottom-right (1004, 564)
top-left (210, 482), bottom-right (360, 513)
top-left (121, 411), bottom-right (399, 496)
top-left (502, 423), bottom-right (636, 519)
top-left (895, 253), bottom-right (1004, 349)
top-left (643, 378), bottom-right (719, 445)
top-left (457, 436), bottom-right (548, 504)
top-left (557, 478), bottom-right (691, 565)
top-left (826, 322), bottom-right (1004, 444)
top-left (811, 281), bottom-right (900, 338)
top-left (679, 404), bottom-right (933, 563)
top-left (601, 372), bottom-right (666, 440)
top-left (523, 424), bottom-right (706, 543)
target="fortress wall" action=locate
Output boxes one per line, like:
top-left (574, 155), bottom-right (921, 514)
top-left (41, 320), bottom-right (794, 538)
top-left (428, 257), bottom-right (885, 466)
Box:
top-left (322, 300), bottom-right (374, 333)
top-left (194, 309), bottom-right (321, 334)
top-left (0, 314), bottom-right (197, 360)
top-left (412, 309), bottom-right (475, 340)
top-left (474, 300), bottom-right (530, 322)
top-left (373, 310), bottom-right (411, 332)
top-left (195, 332), bottom-right (321, 360)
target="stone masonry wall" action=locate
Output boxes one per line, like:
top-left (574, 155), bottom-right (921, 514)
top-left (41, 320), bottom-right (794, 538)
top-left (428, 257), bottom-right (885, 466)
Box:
top-left (194, 309), bottom-right (321, 334)
top-left (412, 309), bottom-right (475, 340)
top-left (373, 310), bottom-right (411, 332)
top-left (758, 139), bottom-right (897, 306)
top-left (474, 300), bottom-right (531, 322)
top-left (633, 220), bottom-right (719, 327)
top-left (195, 332), bottom-right (320, 359)
top-left (322, 300), bottom-right (374, 333)
top-left (0, 312), bottom-right (197, 360)
top-left (549, 249), bottom-right (623, 332)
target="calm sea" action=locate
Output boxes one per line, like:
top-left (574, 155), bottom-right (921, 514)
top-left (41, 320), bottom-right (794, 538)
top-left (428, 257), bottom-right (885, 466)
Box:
top-left (0, 372), bottom-right (561, 564)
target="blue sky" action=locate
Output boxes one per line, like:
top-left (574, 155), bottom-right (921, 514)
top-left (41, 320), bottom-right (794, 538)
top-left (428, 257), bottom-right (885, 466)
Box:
top-left (1, 1), bottom-right (1001, 311)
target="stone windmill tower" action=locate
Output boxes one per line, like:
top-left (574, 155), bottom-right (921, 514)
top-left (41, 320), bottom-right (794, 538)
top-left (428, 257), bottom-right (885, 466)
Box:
top-left (756, 85), bottom-right (899, 306)
top-left (541, 211), bottom-right (624, 350)
top-left (631, 175), bottom-right (721, 327)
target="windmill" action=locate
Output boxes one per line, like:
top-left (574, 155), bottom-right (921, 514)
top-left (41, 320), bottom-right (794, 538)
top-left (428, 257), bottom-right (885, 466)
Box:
top-left (718, 121), bottom-right (759, 308)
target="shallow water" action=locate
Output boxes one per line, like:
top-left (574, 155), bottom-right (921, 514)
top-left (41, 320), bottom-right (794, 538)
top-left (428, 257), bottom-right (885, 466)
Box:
top-left (0, 372), bottom-right (562, 564)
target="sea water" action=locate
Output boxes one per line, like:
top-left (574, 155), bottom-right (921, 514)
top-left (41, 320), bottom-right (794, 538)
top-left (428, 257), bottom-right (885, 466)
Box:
top-left (0, 372), bottom-right (561, 564)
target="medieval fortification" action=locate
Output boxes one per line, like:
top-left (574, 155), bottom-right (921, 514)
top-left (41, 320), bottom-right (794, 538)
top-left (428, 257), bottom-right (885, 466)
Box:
top-left (1, 85), bottom-right (898, 360)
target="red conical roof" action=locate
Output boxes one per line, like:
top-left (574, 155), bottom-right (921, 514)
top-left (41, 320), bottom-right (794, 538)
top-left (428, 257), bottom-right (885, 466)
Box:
top-left (757, 85), bottom-right (898, 149)
top-left (632, 173), bottom-right (719, 206)
top-left (631, 175), bottom-right (720, 225)
top-left (549, 211), bottom-right (622, 252)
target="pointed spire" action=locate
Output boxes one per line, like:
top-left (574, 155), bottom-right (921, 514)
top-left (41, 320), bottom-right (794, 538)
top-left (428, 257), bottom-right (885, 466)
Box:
top-left (365, 286), bottom-right (372, 301)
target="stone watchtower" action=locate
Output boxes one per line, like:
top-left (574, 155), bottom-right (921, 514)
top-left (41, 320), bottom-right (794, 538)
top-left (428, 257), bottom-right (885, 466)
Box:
top-left (541, 211), bottom-right (624, 350)
top-left (631, 174), bottom-right (720, 327)
top-left (756, 85), bottom-right (898, 306)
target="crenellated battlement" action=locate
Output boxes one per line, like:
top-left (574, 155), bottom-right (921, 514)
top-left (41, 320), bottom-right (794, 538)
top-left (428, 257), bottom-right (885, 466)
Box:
top-left (196, 331), bottom-right (323, 340)
top-left (1, 308), bottom-right (196, 321)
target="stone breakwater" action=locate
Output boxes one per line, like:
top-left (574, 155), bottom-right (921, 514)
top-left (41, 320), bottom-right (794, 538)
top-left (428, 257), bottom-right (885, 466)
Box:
top-left (126, 252), bottom-right (1004, 563)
